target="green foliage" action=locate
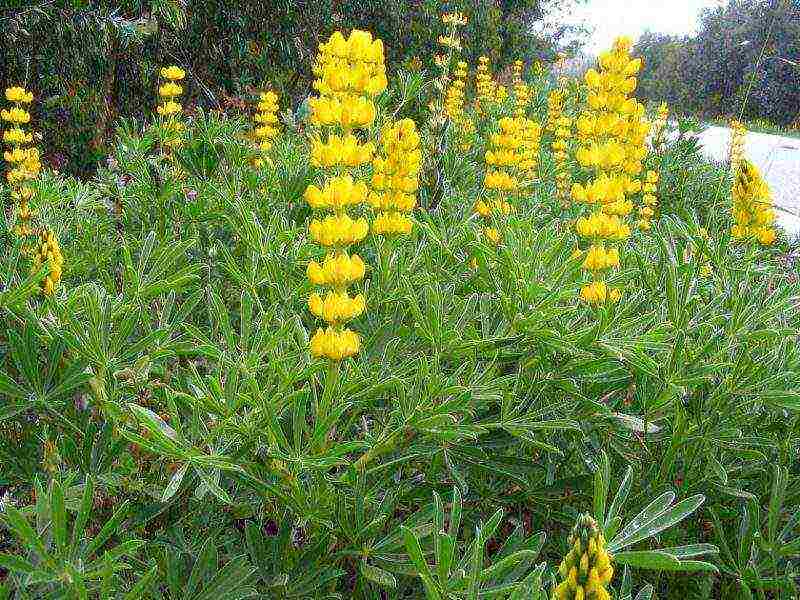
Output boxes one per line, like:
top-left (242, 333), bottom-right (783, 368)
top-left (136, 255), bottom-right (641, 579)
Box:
top-left (0, 64), bottom-right (799, 600)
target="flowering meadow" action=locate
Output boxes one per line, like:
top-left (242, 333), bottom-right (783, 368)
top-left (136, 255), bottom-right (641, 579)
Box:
top-left (1, 15), bottom-right (800, 600)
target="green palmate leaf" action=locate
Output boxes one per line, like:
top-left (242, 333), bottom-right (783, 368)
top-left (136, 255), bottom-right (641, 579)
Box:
top-left (163, 462), bottom-right (189, 501)
top-left (193, 556), bottom-right (256, 600)
top-left (360, 561), bottom-right (397, 589)
top-left (85, 502), bottom-right (131, 560)
top-left (401, 526), bottom-right (440, 599)
top-left (0, 553), bottom-right (37, 574)
top-left (195, 466), bottom-right (232, 504)
top-left (614, 550), bottom-right (682, 570)
top-left (606, 466), bottom-right (632, 530)
top-left (659, 544), bottom-right (719, 559)
top-left (72, 478), bottom-right (94, 553)
top-left (51, 479), bottom-right (68, 553)
top-left (1, 506), bottom-right (49, 559)
top-left (634, 585), bottom-right (655, 600)
top-left (609, 493), bottom-right (705, 552)
top-left (594, 451), bottom-right (610, 527)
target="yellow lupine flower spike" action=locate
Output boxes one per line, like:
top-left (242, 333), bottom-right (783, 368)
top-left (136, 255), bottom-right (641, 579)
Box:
top-left (552, 515), bottom-right (614, 600)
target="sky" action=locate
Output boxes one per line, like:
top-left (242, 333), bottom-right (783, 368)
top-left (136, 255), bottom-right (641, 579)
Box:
top-left (568, 0), bottom-right (725, 54)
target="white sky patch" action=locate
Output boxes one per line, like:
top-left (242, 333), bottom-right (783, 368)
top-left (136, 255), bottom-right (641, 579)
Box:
top-left (567, 0), bottom-right (725, 54)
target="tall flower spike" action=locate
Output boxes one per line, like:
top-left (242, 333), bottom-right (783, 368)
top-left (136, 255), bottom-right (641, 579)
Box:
top-left (553, 114), bottom-right (573, 206)
top-left (573, 36), bottom-right (648, 306)
top-left (728, 119), bottom-right (746, 175)
top-left (476, 56), bottom-right (496, 114)
top-left (477, 117), bottom-right (525, 245)
top-left (444, 61), bottom-right (475, 151)
top-left (31, 228), bottom-right (64, 296)
top-left (156, 65), bottom-right (185, 150)
top-left (2, 85), bottom-right (40, 236)
top-left (552, 514), bottom-right (614, 600)
top-left (370, 119), bottom-right (420, 236)
top-left (731, 159), bottom-right (776, 246)
top-left (252, 90), bottom-right (280, 168)
top-left (305, 29), bottom-right (387, 362)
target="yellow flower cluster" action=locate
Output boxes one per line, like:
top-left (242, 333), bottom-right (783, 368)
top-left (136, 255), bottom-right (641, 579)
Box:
top-left (512, 60), bottom-right (524, 86)
top-left (573, 36), bottom-right (650, 305)
top-left (438, 35), bottom-right (462, 51)
top-left (369, 119), bottom-right (421, 236)
top-left (553, 114), bottom-right (573, 204)
top-left (575, 212), bottom-right (630, 241)
top-left (731, 159), bottom-right (776, 245)
top-left (3, 86), bottom-right (39, 236)
top-left (552, 515), bottom-right (614, 600)
top-left (307, 252), bottom-right (366, 287)
top-left (311, 133), bottom-right (374, 168)
top-left (156, 66), bottom-right (185, 149)
top-left (311, 30), bottom-right (386, 111)
top-left (445, 61), bottom-right (468, 123)
top-left (477, 117), bottom-right (526, 244)
top-left (252, 91), bottom-right (280, 167)
top-left (637, 170), bottom-right (659, 231)
top-left (309, 214), bottom-right (369, 246)
top-left (476, 56), bottom-right (496, 113)
top-left (31, 228), bottom-right (64, 295)
top-left (729, 119), bottom-right (746, 175)
top-left (305, 30), bottom-right (387, 361)
top-left (310, 327), bottom-right (360, 361)
top-left (519, 119), bottom-right (542, 181)
top-left (442, 12), bottom-right (468, 26)
top-left (651, 102), bottom-right (669, 151)
top-left (306, 175), bottom-right (368, 211)
top-left (546, 89), bottom-right (564, 133)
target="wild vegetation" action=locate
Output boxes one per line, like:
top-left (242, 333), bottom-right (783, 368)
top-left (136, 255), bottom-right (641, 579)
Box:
top-left (1, 6), bottom-right (800, 600)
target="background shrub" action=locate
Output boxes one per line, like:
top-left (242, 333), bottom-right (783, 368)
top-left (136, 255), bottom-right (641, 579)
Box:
top-left (1, 0), bottom-right (582, 178)
top-left (635, 0), bottom-right (800, 127)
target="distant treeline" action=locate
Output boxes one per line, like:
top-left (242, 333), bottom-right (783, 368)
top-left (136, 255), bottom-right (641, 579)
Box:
top-left (634, 0), bottom-right (799, 127)
top-left (1, 0), bottom-right (577, 177)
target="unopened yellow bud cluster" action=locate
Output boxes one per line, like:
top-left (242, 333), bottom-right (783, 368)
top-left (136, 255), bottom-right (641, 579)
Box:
top-left (731, 159), bottom-right (776, 245)
top-left (476, 56), bottom-right (496, 113)
top-left (444, 61), bottom-right (475, 151)
top-left (252, 91), bottom-right (280, 167)
top-left (572, 36), bottom-right (650, 306)
top-left (552, 112), bottom-right (573, 204)
top-left (552, 514), bottom-right (614, 600)
top-left (3, 86), bottom-right (40, 236)
top-left (728, 119), bottom-right (746, 175)
top-left (370, 119), bottom-right (421, 236)
top-left (546, 89), bottom-right (564, 133)
top-left (637, 170), bottom-right (659, 231)
top-left (445, 61), bottom-right (468, 123)
top-left (156, 66), bottom-right (185, 149)
top-left (512, 60), bottom-right (524, 86)
top-left (442, 12), bottom-right (468, 26)
top-left (31, 228), bottom-right (64, 295)
top-left (305, 30), bottom-right (388, 361)
top-left (651, 102), bottom-right (669, 151)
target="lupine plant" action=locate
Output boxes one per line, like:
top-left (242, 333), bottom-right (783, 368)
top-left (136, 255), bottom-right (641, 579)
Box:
top-left (0, 17), bottom-right (798, 600)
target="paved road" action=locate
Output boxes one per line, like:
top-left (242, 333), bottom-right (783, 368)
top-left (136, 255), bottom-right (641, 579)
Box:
top-left (696, 126), bottom-right (800, 240)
